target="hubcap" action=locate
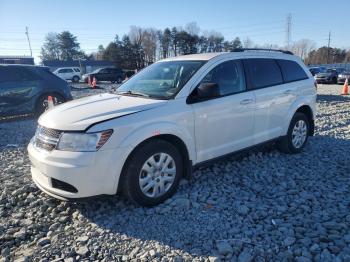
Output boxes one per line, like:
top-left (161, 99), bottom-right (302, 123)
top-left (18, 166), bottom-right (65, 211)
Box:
top-left (292, 120), bottom-right (307, 148)
top-left (42, 96), bottom-right (61, 111)
top-left (139, 153), bottom-right (176, 198)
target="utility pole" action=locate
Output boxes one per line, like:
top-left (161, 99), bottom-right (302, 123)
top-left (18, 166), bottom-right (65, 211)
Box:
top-left (25, 26), bottom-right (33, 57)
top-left (327, 31), bottom-right (331, 64)
top-left (285, 13), bottom-right (292, 50)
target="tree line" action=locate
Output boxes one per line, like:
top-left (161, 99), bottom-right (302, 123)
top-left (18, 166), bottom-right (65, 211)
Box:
top-left (40, 23), bottom-right (350, 69)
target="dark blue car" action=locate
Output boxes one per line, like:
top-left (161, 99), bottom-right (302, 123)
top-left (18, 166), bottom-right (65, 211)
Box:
top-left (0, 65), bottom-right (72, 117)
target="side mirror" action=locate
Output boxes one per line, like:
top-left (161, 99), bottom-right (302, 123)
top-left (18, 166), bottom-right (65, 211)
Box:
top-left (197, 82), bottom-right (220, 99)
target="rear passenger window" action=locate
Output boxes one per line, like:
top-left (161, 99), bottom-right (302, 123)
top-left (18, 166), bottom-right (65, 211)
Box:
top-left (244, 59), bottom-right (283, 89)
top-left (0, 67), bottom-right (40, 82)
top-left (277, 59), bottom-right (308, 82)
top-left (200, 60), bottom-right (246, 96)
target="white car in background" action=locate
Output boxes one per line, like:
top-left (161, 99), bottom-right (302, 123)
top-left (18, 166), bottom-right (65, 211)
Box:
top-left (28, 49), bottom-right (316, 206)
top-left (53, 67), bottom-right (81, 83)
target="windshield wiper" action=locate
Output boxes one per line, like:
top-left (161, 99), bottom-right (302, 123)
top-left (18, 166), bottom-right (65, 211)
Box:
top-left (117, 90), bottom-right (150, 98)
top-left (117, 90), bottom-right (168, 100)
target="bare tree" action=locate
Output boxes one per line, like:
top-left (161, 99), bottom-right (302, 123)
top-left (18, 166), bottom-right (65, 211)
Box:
top-left (185, 22), bottom-right (200, 36)
top-left (128, 26), bottom-right (144, 46)
top-left (292, 39), bottom-right (316, 60)
top-left (128, 26), bottom-right (158, 64)
top-left (243, 37), bottom-right (254, 48)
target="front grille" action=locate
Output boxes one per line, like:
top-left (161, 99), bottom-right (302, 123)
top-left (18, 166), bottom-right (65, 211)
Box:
top-left (39, 127), bottom-right (61, 139)
top-left (34, 125), bottom-right (62, 152)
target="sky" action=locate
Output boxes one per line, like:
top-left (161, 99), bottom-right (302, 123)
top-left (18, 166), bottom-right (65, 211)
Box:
top-left (1, 0), bottom-right (349, 64)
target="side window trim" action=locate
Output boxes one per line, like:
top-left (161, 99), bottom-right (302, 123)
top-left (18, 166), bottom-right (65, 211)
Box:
top-left (243, 58), bottom-right (284, 90)
top-left (276, 59), bottom-right (309, 84)
top-left (187, 59), bottom-right (247, 104)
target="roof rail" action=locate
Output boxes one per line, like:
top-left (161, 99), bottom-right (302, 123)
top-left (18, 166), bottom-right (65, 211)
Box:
top-left (231, 48), bottom-right (294, 55)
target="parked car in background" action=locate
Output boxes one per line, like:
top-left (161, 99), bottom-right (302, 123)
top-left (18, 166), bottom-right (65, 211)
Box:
top-left (28, 49), bottom-right (316, 206)
top-left (53, 67), bottom-right (81, 83)
top-left (309, 67), bottom-right (323, 76)
top-left (315, 68), bottom-right (345, 84)
top-left (81, 67), bottom-right (124, 83)
top-left (337, 71), bottom-right (350, 84)
top-left (0, 65), bottom-right (72, 117)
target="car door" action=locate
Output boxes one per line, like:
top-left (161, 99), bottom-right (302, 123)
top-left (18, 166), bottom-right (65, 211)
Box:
top-left (243, 58), bottom-right (299, 144)
top-left (65, 68), bottom-right (74, 80)
top-left (59, 69), bottom-right (70, 80)
top-left (189, 60), bottom-right (255, 163)
top-left (97, 68), bottom-right (109, 81)
top-left (0, 66), bottom-right (41, 116)
top-left (55, 69), bottom-right (65, 79)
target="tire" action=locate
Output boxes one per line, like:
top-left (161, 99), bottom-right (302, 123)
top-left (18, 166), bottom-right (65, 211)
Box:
top-left (111, 80), bottom-right (116, 84)
top-left (117, 77), bottom-right (123, 84)
top-left (122, 139), bottom-right (183, 206)
top-left (332, 77), bottom-right (337, 84)
top-left (278, 112), bottom-right (310, 154)
top-left (72, 75), bottom-right (80, 83)
top-left (35, 93), bottom-right (65, 116)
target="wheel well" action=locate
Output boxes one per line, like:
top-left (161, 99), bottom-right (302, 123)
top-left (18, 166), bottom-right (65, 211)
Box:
top-left (117, 134), bottom-right (192, 193)
top-left (296, 105), bottom-right (314, 136)
top-left (35, 92), bottom-right (66, 110)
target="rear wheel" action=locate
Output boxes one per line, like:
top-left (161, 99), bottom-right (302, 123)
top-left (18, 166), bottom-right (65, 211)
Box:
top-left (117, 77), bottom-right (123, 84)
top-left (122, 140), bottom-right (183, 206)
top-left (35, 94), bottom-right (65, 116)
top-left (72, 75), bottom-right (80, 83)
top-left (278, 112), bottom-right (309, 154)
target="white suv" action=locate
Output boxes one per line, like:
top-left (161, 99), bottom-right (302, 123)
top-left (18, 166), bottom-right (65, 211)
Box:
top-left (53, 67), bottom-right (81, 82)
top-left (28, 49), bottom-right (316, 206)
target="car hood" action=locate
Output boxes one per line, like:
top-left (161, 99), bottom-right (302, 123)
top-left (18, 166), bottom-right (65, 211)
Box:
top-left (316, 73), bottom-right (332, 77)
top-left (38, 93), bottom-right (167, 131)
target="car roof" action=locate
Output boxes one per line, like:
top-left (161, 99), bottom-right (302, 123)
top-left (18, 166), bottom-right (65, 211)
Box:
top-left (159, 51), bottom-right (300, 63)
top-left (55, 67), bottom-right (80, 69)
top-left (0, 64), bottom-right (48, 69)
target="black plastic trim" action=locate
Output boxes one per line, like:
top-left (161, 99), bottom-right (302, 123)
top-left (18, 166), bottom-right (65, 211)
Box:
top-left (231, 48), bottom-right (294, 55)
top-left (193, 137), bottom-right (281, 170)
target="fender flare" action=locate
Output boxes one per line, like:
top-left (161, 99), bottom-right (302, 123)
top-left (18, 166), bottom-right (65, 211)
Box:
top-left (283, 99), bottom-right (315, 136)
top-left (119, 121), bottom-right (196, 163)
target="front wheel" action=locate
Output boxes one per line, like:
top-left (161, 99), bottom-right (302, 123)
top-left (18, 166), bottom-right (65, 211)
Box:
top-left (72, 75), bottom-right (80, 83)
top-left (278, 112), bottom-right (309, 154)
top-left (122, 140), bottom-right (183, 206)
top-left (35, 94), bottom-right (65, 116)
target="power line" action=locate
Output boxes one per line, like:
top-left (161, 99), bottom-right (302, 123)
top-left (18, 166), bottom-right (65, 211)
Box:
top-left (285, 13), bottom-right (292, 49)
top-left (25, 26), bottom-right (33, 57)
top-left (327, 31), bottom-right (331, 64)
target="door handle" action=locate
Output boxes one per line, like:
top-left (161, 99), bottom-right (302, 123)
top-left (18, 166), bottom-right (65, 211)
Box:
top-left (240, 99), bottom-right (254, 105)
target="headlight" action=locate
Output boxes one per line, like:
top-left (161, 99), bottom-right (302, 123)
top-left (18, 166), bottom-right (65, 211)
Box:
top-left (338, 74), bottom-right (343, 78)
top-left (57, 130), bottom-right (113, 152)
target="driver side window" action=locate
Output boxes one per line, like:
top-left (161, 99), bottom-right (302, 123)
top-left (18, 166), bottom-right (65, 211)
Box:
top-left (201, 60), bottom-right (246, 96)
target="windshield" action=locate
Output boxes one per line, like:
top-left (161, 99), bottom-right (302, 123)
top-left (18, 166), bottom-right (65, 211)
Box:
top-left (91, 68), bottom-right (101, 73)
top-left (117, 61), bottom-right (205, 99)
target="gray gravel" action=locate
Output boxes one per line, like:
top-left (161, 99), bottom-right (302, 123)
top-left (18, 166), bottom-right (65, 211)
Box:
top-left (0, 84), bottom-right (349, 261)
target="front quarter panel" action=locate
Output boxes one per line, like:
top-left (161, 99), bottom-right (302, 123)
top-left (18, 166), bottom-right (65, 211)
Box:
top-left (86, 99), bottom-right (195, 194)
top-left (87, 98), bottom-right (196, 162)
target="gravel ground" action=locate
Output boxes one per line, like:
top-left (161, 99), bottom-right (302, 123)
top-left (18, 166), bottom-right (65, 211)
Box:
top-left (0, 84), bottom-right (349, 262)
